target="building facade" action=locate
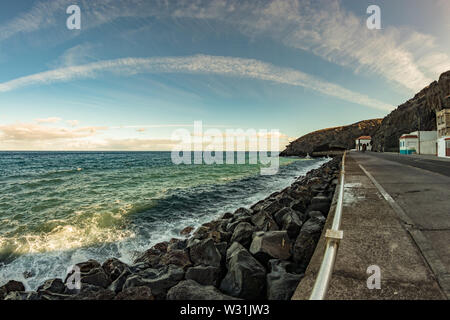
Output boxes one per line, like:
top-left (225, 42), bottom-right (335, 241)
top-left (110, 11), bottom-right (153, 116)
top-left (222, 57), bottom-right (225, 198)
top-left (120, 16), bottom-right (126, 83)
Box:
top-left (399, 131), bottom-right (437, 155)
top-left (355, 136), bottom-right (371, 151)
top-left (437, 108), bottom-right (450, 138)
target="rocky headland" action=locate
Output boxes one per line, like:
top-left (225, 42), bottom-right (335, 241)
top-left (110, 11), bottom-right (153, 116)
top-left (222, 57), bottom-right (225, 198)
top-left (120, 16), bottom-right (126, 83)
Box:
top-left (280, 119), bottom-right (382, 157)
top-left (281, 70), bottom-right (450, 157)
top-left (0, 157), bottom-right (342, 301)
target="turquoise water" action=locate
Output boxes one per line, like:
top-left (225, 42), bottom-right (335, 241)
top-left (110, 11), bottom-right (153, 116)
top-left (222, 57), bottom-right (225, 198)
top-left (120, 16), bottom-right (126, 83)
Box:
top-left (0, 151), bottom-right (328, 289)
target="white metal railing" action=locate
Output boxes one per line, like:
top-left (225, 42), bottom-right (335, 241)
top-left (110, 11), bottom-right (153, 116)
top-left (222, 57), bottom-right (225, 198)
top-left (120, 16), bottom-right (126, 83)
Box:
top-left (309, 152), bottom-right (346, 300)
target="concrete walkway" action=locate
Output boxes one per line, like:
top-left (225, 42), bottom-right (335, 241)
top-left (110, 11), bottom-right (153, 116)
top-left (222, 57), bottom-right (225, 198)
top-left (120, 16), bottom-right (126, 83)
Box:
top-left (292, 152), bottom-right (447, 299)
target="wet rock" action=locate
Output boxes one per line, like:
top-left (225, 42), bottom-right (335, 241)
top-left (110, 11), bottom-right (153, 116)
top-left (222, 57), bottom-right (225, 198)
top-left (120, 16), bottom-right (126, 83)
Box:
top-left (80, 267), bottom-right (111, 288)
top-left (180, 226), bottom-right (195, 237)
top-left (108, 269), bottom-right (131, 293)
top-left (266, 260), bottom-right (303, 300)
top-left (160, 249), bottom-right (192, 270)
top-left (185, 265), bottom-right (221, 287)
top-left (123, 265), bottom-right (184, 299)
top-left (189, 238), bottom-right (222, 267)
top-left (230, 222), bottom-right (255, 248)
top-left (249, 231), bottom-right (291, 265)
top-left (133, 248), bottom-right (163, 267)
top-left (292, 217), bottom-right (326, 266)
top-left (222, 212), bottom-right (234, 219)
top-left (167, 280), bottom-right (239, 300)
top-left (114, 286), bottom-right (154, 300)
top-left (152, 241), bottom-right (169, 253)
top-left (0, 280), bottom-right (25, 299)
top-left (64, 283), bottom-right (114, 300)
top-left (75, 259), bottom-right (101, 273)
top-left (167, 238), bottom-right (188, 251)
top-left (4, 291), bottom-right (41, 301)
top-left (23, 271), bottom-right (33, 279)
top-left (102, 258), bottom-right (128, 281)
top-left (220, 244), bottom-right (266, 300)
top-left (37, 278), bottom-right (65, 294)
top-left (251, 211), bottom-right (278, 232)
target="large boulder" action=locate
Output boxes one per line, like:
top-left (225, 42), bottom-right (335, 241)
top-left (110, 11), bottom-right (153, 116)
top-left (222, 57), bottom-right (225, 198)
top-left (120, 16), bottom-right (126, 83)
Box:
top-left (108, 269), bottom-right (131, 293)
top-left (185, 265), bottom-right (222, 287)
top-left (133, 248), bottom-right (164, 267)
top-left (230, 222), bottom-right (255, 248)
top-left (0, 280), bottom-right (26, 299)
top-left (80, 267), bottom-right (111, 289)
top-left (167, 280), bottom-right (239, 300)
top-left (249, 231), bottom-right (291, 264)
top-left (281, 211), bottom-right (302, 239)
top-left (266, 260), bottom-right (303, 300)
top-left (220, 244), bottom-right (266, 300)
top-left (251, 211), bottom-right (278, 232)
top-left (189, 238), bottom-right (222, 267)
top-left (160, 249), bottom-right (192, 270)
top-left (123, 265), bottom-right (184, 299)
top-left (292, 216), bottom-right (326, 266)
top-left (114, 286), bottom-right (155, 300)
top-left (102, 258), bottom-right (129, 281)
top-left (37, 278), bottom-right (65, 294)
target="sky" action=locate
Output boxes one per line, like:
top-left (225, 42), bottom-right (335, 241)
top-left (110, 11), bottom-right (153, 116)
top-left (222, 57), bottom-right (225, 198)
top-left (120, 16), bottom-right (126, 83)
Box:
top-left (0, 0), bottom-right (449, 151)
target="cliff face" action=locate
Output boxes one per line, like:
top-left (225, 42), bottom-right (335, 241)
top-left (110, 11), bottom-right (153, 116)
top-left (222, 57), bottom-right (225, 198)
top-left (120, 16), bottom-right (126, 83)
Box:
top-left (372, 70), bottom-right (450, 152)
top-left (280, 119), bottom-right (382, 157)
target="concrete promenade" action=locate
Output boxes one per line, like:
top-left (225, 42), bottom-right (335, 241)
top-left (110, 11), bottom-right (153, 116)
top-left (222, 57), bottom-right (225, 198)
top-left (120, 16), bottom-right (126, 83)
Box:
top-left (292, 152), bottom-right (449, 299)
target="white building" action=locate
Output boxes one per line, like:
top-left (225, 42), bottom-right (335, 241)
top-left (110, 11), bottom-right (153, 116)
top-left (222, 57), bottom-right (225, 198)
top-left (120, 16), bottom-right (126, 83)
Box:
top-left (355, 136), bottom-right (371, 151)
top-left (399, 131), bottom-right (437, 155)
top-left (437, 137), bottom-right (450, 158)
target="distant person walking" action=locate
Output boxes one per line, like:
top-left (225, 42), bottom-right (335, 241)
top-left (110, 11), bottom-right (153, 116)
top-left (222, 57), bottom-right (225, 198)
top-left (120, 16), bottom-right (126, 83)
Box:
top-left (362, 144), bottom-right (367, 153)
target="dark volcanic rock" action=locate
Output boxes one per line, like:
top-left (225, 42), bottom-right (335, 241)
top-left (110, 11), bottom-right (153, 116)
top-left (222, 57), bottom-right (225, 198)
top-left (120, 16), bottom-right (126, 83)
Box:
top-left (0, 280), bottom-right (25, 299)
top-left (108, 269), bottom-right (131, 293)
top-left (230, 222), bottom-right (255, 248)
top-left (102, 258), bottom-right (128, 281)
top-left (167, 280), bottom-right (238, 300)
top-left (220, 243), bottom-right (266, 299)
top-left (80, 267), bottom-right (111, 288)
top-left (292, 216), bottom-right (326, 267)
top-left (189, 238), bottom-right (222, 267)
top-left (251, 211), bottom-right (278, 232)
top-left (160, 249), bottom-right (192, 270)
top-left (249, 231), bottom-right (291, 264)
top-left (37, 278), bottom-right (65, 294)
top-left (114, 286), bottom-right (154, 300)
top-left (185, 265), bottom-right (222, 287)
top-left (123, 265), bottom-right (184, 299)
top-left (266, 260), bottom-right (303, 300)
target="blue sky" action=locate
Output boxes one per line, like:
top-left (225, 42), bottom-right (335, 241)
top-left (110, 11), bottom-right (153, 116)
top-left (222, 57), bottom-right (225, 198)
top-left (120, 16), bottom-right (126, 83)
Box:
top-left (0, 0), bottom-right (449, 150)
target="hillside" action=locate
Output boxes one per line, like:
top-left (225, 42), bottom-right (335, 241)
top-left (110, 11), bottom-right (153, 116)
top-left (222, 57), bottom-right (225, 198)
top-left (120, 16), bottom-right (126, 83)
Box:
top-left (280, 119), bottom-right (382, 157)
top-left (372, 70), bottom-right (450, 152)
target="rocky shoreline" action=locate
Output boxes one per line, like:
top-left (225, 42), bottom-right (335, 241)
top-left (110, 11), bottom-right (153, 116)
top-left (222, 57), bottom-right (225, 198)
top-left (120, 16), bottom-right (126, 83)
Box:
top-left (0, 157), bottom-right (342, 301)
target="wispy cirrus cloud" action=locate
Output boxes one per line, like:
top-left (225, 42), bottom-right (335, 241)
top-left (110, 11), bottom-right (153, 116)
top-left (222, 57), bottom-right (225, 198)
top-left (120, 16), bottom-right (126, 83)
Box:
top-left (0, 54), bottom-right (393, 111)
top-left (1, 0), bottom-right (448, 92)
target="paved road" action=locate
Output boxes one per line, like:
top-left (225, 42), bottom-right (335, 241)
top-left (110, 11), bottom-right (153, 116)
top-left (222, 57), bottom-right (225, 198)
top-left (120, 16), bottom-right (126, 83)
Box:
top-left (293, 153), bottom-right (447, 299)
top-left (366, 152), bottom-right (450, 177)
top-left (351, 152), bottom-right (450, 297)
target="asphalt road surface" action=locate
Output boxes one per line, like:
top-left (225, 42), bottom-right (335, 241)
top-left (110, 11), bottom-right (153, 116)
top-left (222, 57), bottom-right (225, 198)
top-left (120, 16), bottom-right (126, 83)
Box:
top-left (351, 151), bottom-right (450, 297)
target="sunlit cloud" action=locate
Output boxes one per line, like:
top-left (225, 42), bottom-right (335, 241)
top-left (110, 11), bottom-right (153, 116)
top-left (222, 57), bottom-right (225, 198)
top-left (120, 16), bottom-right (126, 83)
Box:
top-left (35, 117), bottom-right (62, 124)
top-left (0, 55), bottom-right (393, 111)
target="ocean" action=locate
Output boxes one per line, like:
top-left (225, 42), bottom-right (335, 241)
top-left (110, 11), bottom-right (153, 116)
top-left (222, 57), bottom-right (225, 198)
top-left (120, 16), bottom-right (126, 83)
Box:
top-left (0, 151), bottom-right (328, 290)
